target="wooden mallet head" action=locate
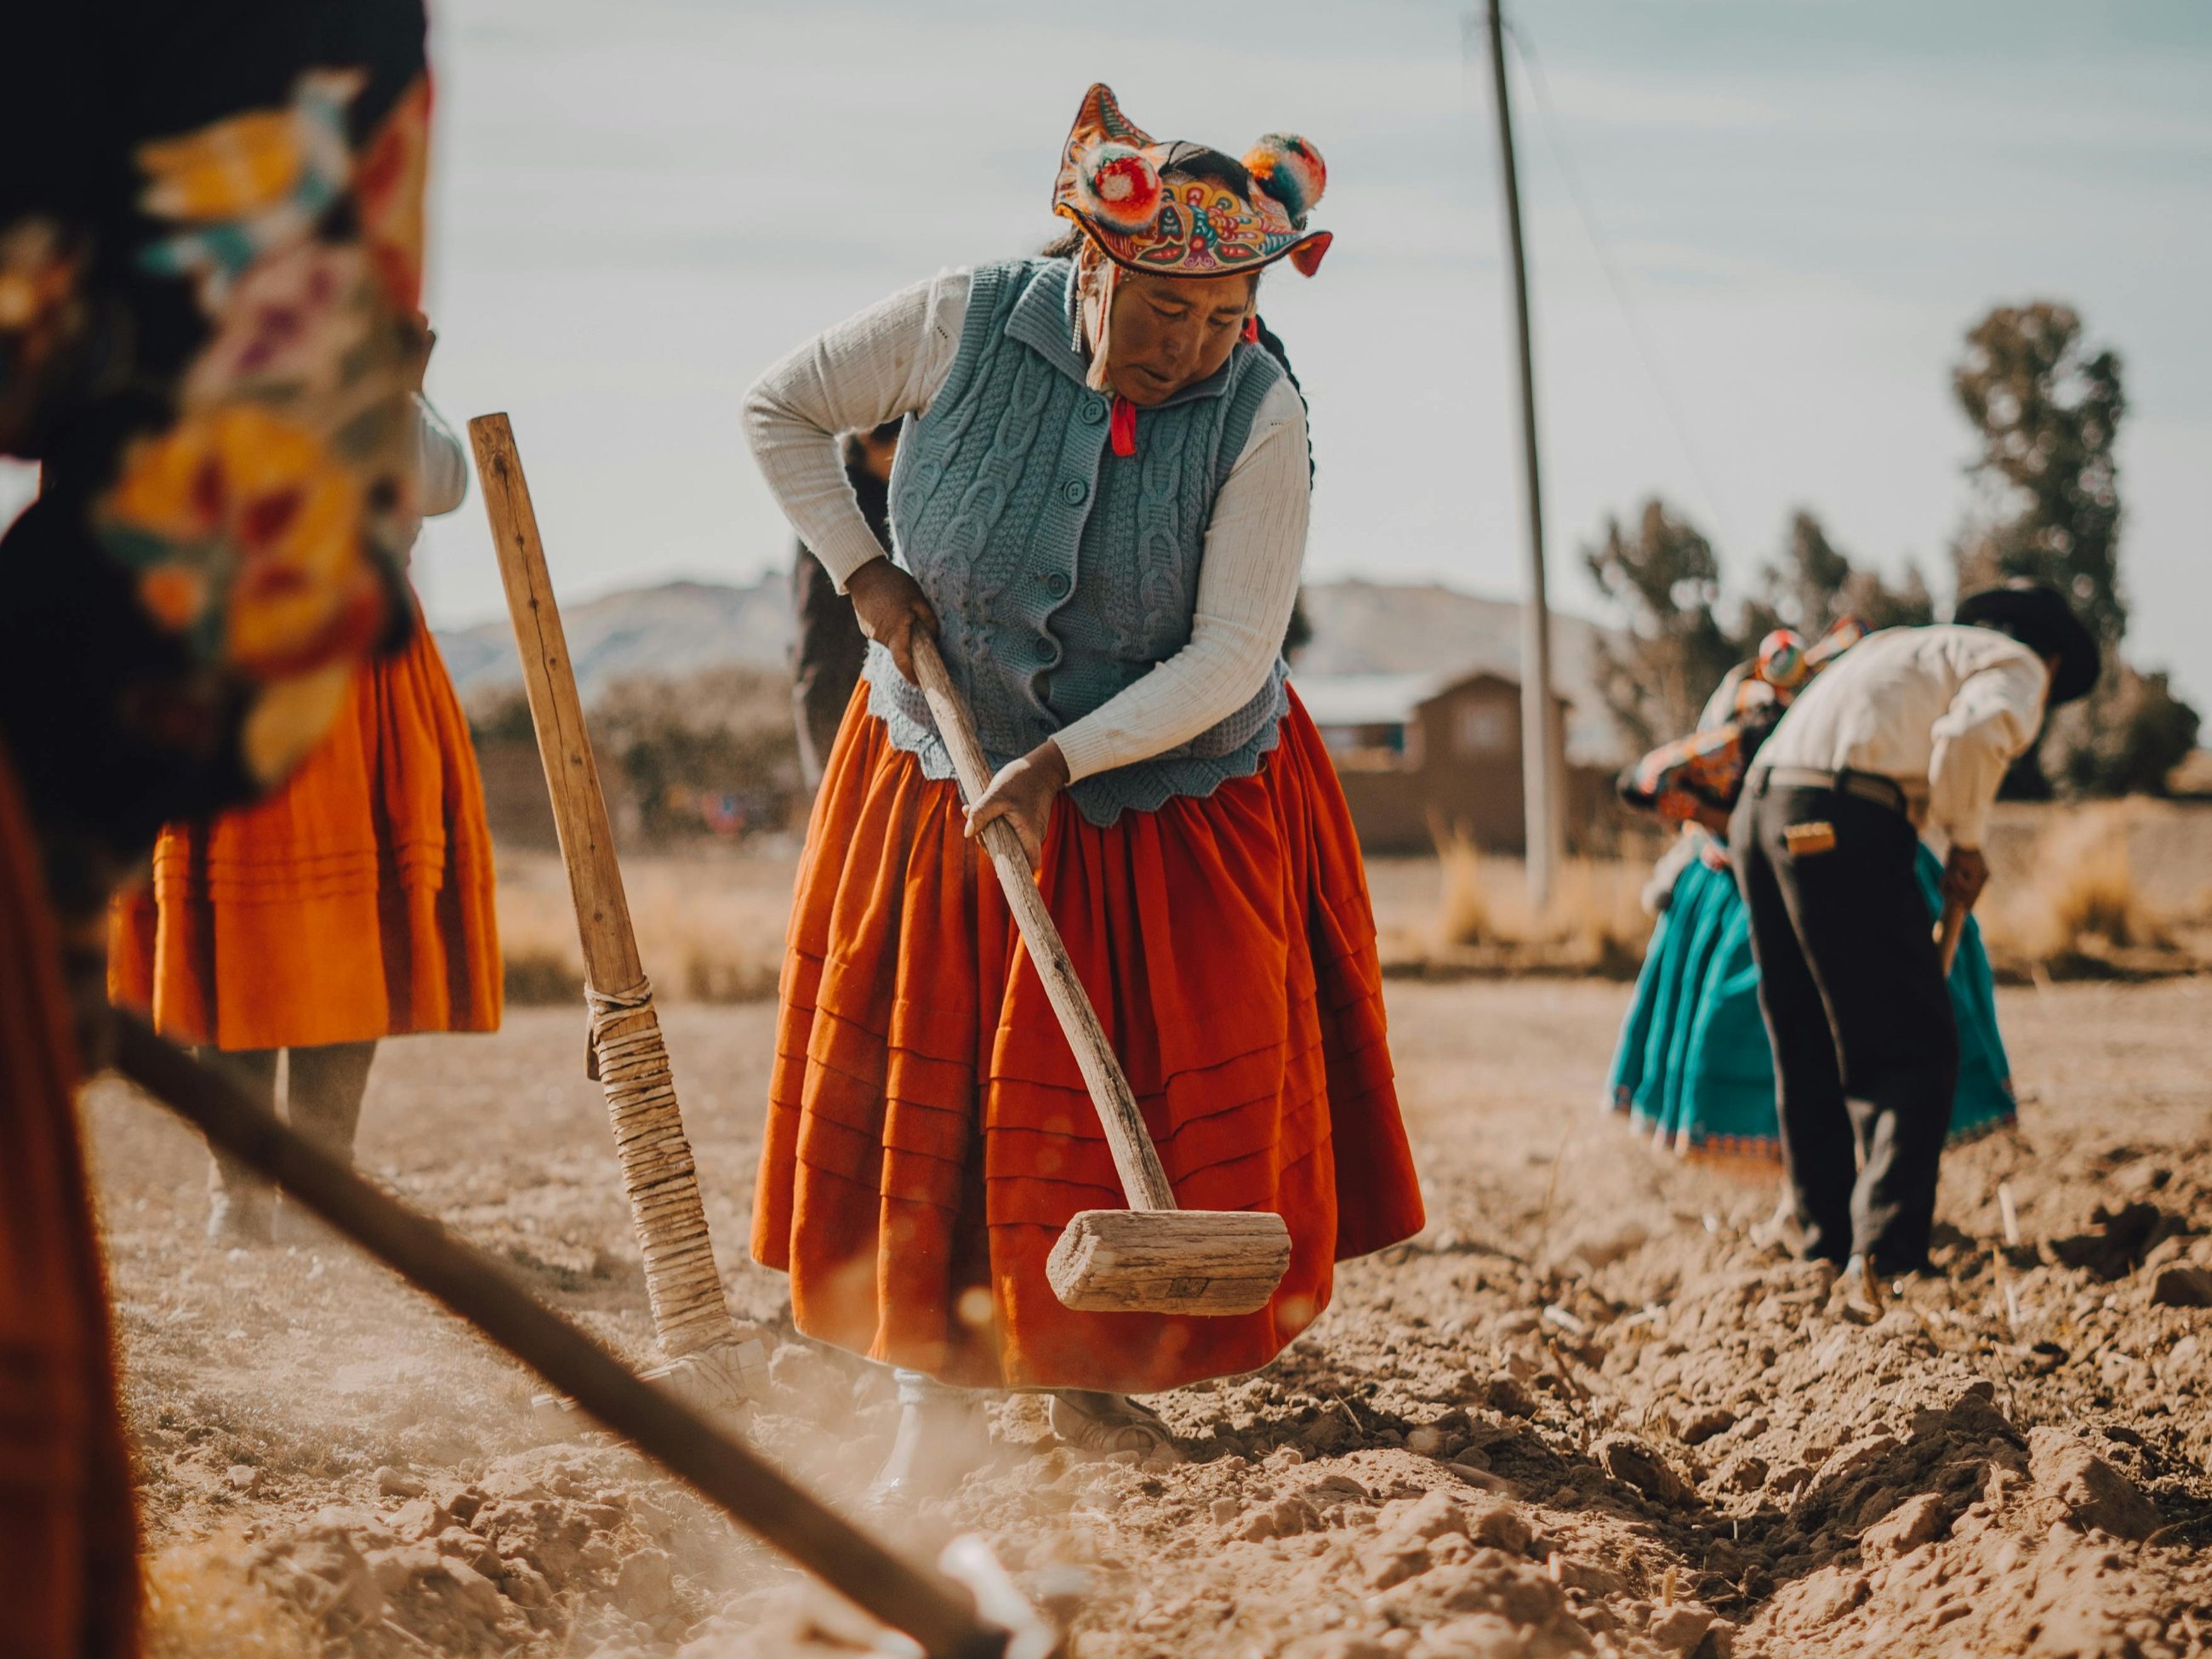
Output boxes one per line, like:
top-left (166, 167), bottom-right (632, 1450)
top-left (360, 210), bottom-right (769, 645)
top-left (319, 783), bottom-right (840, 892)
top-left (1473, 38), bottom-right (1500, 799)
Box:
top-left (1046, 1208), bottom-right (1292, 1316)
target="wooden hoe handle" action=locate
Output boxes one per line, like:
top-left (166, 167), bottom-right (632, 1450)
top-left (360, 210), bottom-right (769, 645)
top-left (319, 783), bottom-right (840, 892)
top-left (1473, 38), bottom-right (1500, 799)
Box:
top-left (110, 1016), bottom-right (1008, 1659)
top-left (912, 635), bottom-right (1179, 1214)
top-left (1935, 898), bottom-right (1967, 977)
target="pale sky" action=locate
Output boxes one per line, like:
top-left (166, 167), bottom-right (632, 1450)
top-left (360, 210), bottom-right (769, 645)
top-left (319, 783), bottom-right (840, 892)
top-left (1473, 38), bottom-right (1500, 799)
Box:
top-left (10, 2), bottom-right (2206, 704)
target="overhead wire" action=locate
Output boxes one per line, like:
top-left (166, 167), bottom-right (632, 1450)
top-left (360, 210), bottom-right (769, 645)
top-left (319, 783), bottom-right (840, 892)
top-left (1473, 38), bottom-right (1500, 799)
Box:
top-left (1496, 14), bottom-right (1744, 556)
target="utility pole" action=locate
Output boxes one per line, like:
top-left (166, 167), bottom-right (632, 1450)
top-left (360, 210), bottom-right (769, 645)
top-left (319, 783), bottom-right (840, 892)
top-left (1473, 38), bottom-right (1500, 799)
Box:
top-left (1479, 0), bottom-right (1565, 909)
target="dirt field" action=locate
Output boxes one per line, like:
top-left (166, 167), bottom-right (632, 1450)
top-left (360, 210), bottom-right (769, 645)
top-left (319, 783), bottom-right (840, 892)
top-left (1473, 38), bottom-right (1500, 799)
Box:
top-left (88, 973), bottom-right (2212, 1658)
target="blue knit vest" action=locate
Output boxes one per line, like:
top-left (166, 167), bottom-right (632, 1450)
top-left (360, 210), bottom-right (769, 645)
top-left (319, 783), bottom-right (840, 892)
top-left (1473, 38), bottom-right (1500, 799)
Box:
top-left (867, 258), bottom-right (1293, 826)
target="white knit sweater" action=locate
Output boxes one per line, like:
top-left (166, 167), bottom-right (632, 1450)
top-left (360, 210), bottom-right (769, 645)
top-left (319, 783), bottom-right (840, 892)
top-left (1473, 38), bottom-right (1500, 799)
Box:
top-left (743, 268), bottom-right (1310, 784)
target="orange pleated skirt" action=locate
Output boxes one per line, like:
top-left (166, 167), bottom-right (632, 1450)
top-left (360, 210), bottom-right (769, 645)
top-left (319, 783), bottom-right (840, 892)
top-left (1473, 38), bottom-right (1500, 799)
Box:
top-left (752, 687), bottom-right (1425, 1393)
top-left (109, 624), bottom-right (502, 1051)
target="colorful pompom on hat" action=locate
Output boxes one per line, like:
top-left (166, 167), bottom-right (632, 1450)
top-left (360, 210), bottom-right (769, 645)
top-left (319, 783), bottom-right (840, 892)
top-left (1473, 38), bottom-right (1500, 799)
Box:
top-left (1052, 83), bottom-right (1332, 279)
top-left (1756, 629), bottom-right (1810, 691)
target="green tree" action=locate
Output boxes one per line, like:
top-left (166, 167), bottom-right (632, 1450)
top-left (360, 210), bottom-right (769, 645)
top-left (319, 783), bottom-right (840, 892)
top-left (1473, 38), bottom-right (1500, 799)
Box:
top-left (1951, 301), bottom-right (2198, 796)
top-left (1744, 510), bottom-right (1935, 641)
top-left (1582, 499), bottom-right (1743, 751)
top-left (2043, 667), bottom-right (2201, 798)
top-left (1952, 303), bottom-right (2125, 647)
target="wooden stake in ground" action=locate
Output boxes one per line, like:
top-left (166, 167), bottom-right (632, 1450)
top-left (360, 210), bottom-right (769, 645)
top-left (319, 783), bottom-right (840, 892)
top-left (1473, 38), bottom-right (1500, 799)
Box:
top-left (469, 412), bottom-right (761, 1410)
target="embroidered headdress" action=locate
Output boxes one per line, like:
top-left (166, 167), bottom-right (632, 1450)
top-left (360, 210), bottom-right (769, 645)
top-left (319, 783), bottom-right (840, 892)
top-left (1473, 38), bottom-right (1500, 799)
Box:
top-left (1052, 83), bottom-right (1331, 280)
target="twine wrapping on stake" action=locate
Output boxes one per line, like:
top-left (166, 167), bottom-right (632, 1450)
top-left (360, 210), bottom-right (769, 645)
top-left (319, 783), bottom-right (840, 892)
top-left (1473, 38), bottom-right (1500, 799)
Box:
top-left (584, 977), bottom-right (733, 1359)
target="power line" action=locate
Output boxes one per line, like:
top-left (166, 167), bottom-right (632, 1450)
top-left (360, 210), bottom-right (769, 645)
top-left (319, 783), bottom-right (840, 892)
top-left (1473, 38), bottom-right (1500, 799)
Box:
top-left (1502, 17), bottom-right (1744, 558)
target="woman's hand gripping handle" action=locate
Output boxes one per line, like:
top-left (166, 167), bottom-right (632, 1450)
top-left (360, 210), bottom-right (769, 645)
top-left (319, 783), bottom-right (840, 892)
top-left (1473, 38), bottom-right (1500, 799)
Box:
top-left (845, 557), bottom-right (938, 687)
top-left (907, 632), bottom-right (1069, 874)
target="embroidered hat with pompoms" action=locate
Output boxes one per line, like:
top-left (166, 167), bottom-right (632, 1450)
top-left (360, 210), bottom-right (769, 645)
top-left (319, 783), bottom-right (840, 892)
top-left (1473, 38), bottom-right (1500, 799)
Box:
top-left (1052, 83), bottom-right (1331, 279)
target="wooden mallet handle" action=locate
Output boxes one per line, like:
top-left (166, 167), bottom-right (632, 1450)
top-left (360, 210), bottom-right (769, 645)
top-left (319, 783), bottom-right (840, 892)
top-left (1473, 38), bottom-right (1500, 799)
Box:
top-left (911, 634), bottom-right (1178, 1214)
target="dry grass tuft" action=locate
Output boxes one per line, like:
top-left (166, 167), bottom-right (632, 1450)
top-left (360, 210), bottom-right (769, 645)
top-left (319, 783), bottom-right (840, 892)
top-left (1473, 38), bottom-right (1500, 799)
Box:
top-left (1433, 818), bottom-right (1490, 949)
top-left (1981, 801), bottom-right (2172, 972)
top-left (496, 879), bottom-right (585, 1005)
top-left (630, 882), bottom-right (785, 1004)
top-left (496, 856), bottom-right (789, 1006)
top-left (1428, 822), bottom-right (1651, 974)
top-left (1547, 858), bottom-right (1655, 978)
top-left (143, 1537), bottom-right (315, 1659)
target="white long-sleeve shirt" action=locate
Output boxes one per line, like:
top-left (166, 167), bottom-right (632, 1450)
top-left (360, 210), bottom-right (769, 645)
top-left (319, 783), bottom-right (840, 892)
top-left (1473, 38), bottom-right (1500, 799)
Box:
top-left (1749, 624), bottom-right (2050, 848)
top-left (417, 394), bottom-right (470, 518)
top-left (742, 268), bottom-right (1311, 784)
top-left (396, 394), bottom-right (470, 565)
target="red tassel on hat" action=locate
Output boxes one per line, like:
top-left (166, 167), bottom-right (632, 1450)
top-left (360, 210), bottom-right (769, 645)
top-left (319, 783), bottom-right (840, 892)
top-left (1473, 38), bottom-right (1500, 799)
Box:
top-left (1243, 315), bottom-right (1261, 344)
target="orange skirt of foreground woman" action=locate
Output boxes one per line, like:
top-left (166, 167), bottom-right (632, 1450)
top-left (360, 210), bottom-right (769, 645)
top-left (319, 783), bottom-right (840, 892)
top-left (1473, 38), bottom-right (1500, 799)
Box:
top-left (109, 624), bottom-right (501, 1050)
top-left (0, 742), bottom-right (140, 1659)
top-left (752, 685), bottom-right (1425, 1394)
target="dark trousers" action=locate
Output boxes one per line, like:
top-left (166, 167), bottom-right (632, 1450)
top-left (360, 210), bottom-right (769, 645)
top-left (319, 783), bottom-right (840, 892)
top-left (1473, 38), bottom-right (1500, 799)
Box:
top-left (790, 546), bottom-right (868, 790)
top-left (206, 1040), bottom-right (378, 1205)
top-left (1731, 781), bottom-right (1957, 1274)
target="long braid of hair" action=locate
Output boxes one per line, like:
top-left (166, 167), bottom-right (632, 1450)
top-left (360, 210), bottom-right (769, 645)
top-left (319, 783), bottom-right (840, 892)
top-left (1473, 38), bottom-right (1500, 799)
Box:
top-left (1251, 315), bottom-right (1315, 657)
top-left (1252, 316), bottom-right (1314, 485)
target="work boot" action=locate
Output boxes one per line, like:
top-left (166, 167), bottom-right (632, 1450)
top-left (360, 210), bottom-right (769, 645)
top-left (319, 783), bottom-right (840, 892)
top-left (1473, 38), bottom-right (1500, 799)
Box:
top-left (1049, 1390), bottom-right (1183, 1463)
top-left (868, 1371), bottom-right (991, 1503)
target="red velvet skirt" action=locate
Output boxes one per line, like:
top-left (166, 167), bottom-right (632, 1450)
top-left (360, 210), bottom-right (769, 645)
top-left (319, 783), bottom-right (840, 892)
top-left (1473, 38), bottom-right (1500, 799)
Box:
top-left (751, 687), bottom-right (1424, 1392)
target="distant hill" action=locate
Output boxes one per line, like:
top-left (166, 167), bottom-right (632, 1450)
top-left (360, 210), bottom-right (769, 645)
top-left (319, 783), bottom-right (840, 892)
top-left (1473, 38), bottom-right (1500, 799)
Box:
top-left (1293, 579), bottom-right (1602, 684)
top-left (437, 572), bottom-right (1623, 759)
top-left (437, 576), bottom-right (793, 703)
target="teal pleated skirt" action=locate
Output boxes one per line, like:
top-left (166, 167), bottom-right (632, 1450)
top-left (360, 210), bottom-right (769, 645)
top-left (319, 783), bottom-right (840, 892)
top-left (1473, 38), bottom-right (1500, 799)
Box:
top-left (1606, 842), bottom-right (2015, 1171)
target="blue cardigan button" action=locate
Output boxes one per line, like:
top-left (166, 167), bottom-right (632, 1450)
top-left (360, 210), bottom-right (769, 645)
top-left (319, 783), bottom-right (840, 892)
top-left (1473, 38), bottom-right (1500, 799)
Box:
top-left (1079, 396), bottom-right (1108, 425)
top-left (1061, 478), bottom-right (1090, 505)
top-left (1044, 571), bottom-right (1071, 597)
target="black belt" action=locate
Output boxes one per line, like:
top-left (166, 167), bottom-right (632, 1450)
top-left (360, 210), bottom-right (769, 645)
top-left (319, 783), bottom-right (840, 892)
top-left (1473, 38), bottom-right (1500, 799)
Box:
top-left (1758, 766), bottom-right (1908, 814)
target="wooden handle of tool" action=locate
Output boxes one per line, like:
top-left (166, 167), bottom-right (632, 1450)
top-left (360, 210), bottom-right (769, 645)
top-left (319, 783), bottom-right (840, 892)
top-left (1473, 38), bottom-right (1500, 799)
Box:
top-left (911, 635), bottom-right (1178, 1214)
top-left (109, 1016), bottom-right (1008, 1659)
top-left (468, 413), bottom-right (641, 990)
top-left (1936, 898), bottom-right (1967, 977)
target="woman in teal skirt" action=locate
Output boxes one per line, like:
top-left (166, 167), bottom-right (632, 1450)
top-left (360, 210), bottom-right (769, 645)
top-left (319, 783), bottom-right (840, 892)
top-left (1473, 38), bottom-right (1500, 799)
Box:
top-left (1607, 624), bottom-right (2016, 1171)
top-left (1608, 831), bottom-right (2015, 1171)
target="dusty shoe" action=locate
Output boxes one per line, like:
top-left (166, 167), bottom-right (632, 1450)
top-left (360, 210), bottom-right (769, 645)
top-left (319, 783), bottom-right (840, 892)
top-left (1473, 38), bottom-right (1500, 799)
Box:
top-left (1049, 1391), bottom-right (1183, 1463)
top-left (1749, 1189), bottom-right (1803, 1252)
top-left (869, 1386), bottom-right (990, 1503)
top-left (1834, 1255), bottom-right (1886, 1324)
top-left (207, 1187), bottom-right (274, 1248)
